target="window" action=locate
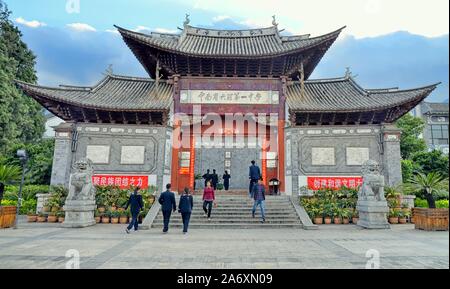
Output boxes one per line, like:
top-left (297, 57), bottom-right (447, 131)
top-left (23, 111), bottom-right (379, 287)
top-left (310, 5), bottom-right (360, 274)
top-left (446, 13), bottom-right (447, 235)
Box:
top-left (431, 124), bottom-right (449, 146)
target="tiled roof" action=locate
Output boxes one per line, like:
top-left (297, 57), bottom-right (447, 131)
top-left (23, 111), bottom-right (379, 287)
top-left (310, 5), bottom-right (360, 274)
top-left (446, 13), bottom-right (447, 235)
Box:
top-left (16, 74), bottom-right (173, 111)
top-left (287, 76), bottom-right (439, 112)
top-left (115, 24), bottom-right (345, 58)
top-left (422, 102), bottom-right (449, 114)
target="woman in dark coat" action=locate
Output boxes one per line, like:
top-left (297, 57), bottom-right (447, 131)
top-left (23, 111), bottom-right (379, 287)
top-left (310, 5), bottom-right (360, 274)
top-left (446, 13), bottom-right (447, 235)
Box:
top-left (178, 187), bottom-right (194, 234)
top-left (223, 171), bottom-right (231, 191)
top-left (124, 187), bottom-right (144, 234)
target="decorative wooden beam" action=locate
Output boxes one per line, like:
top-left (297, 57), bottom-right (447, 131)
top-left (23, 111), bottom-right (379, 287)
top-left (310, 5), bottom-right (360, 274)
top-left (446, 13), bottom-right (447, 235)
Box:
top-left (81, 109), bottom-right (89, 123)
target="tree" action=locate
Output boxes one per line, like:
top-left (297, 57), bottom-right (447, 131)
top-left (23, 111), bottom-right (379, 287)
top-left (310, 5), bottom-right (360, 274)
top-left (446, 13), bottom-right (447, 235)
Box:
top-left (0, 1), bottom-right (45, 153)
top-left (0, 164), bottom-right (21, 204)
top-left (1, 139), bottom-right (54, 185)
top-left (411, 150), bottom-right (449, 178)
top-left (405, 172), bottom-right (449, 208)
top-left (395, 114), bottom-right (427, 160)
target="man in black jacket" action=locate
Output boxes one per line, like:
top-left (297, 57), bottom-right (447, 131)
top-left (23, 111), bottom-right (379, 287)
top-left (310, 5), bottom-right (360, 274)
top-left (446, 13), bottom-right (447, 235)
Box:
top-left (125, 187), bottom-right (144, 234)
top-left (158, 183), bottom-right (177, 233)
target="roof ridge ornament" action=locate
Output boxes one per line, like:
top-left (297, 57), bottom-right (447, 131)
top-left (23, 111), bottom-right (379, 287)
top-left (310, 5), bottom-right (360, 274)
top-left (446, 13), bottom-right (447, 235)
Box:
top-left (272, 15), bottom-right (278, 27)
top-left (102, 64), bottom-right (113, 76)
top-left (184, 13), bottom-right (190, 27)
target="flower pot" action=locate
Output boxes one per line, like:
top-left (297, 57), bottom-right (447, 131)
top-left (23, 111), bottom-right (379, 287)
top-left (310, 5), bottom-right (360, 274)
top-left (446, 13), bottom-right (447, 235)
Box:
top-left (342, 218), bottom-right (350, 224)
top-left (51, 207), bottom-right (59, 213)
top-left (42, 206), bottom-right (50, 213)
top-left (110, 206), bottom-right (117, 212)
top-left (95, 216), bottom-right (101, 223)
top-left (313, 217), bottom-right (323, 225)
top-left (111, 217), bottom-right (119, 224)
top-left (27, 215), bottom-right (38, 223)
top-left (37, 216), bottom-right (47, 223)
top-left (334, 217), bottom-right (342, 224)
top-left (101, 216), bottom-right (110, 224)
top-left (58, 217), bottom-right (65, 223)
top-left (98, 207), bottom-right (106, 213)
top-left (352, 217), bottom-right (359, 224)
top-left (399, 218), bottom-right (407, 224)
top-left (324, 217), bottom-right (332, 224)
top-left (47, 215), bottom-right (58, 223)
top-left (119, 216), bottom-right (128, 224)
top-left (389, 217), bottom-right (399, 224)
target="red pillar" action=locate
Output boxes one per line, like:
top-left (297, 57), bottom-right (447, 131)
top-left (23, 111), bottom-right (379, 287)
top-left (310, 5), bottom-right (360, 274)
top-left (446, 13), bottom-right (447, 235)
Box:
top-left (278, 119), bottom-right (286, 193)
top-left (170, 120), bottom-right (181, 193)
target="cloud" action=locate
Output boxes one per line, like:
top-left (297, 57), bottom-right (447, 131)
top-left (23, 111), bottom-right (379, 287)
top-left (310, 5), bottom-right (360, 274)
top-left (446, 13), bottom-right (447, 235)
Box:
top-left (15, 17), bottom-right (46, 28)
top-left (133, 26), bottom-right (177, 34)
top-left (105, 29), bottom-right (120, 35)
top-left (153, 28), bottom-right (178, 34)
top-left (66, 23), bottom-right (97, 32)
top-left (212, 15), bottom-right (231, 22)
top-left (184, 0), bottom-right (449, 38)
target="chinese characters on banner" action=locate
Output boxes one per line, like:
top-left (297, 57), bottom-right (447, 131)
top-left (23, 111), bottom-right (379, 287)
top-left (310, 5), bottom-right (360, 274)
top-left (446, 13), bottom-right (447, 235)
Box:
top-left (307, 176), bottom-right (363, 190)
top-left (92, 175), bottom-right (149, 189)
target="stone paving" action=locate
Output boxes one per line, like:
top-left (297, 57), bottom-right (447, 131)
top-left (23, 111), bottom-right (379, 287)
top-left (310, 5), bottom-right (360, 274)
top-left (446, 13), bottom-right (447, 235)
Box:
top-left (0, 217), bottom-right (448, 269)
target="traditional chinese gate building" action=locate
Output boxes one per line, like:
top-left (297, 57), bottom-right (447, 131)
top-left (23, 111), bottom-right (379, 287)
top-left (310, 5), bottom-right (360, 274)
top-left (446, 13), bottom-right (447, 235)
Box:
top-left (17, 17), bottom-right (439, 194)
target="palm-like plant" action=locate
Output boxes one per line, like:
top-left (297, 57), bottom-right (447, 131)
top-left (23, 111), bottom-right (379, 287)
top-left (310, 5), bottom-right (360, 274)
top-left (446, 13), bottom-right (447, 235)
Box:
top-left (406, 172), bottom-right (449, 209)
top-left (0, 165), bottom-right (22, 184)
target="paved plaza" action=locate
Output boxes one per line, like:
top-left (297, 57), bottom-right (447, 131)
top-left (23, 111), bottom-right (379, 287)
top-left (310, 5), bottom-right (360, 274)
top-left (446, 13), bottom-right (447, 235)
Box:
top-left (0, 218), bottom-right (448, 269)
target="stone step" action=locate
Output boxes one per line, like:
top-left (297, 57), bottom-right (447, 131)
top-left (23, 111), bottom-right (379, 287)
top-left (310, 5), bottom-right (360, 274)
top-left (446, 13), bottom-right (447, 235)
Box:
top-left (153, 217), bottom-right (300, 223)
top-left (152, 223), bottom-right (303, 229)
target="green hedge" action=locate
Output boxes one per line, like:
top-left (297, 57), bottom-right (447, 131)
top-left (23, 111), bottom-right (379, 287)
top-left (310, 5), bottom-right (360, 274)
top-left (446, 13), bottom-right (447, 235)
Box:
top-left (1, 199), bottom-right (37, 214)
top-left (4, 185), bottom-right (50, 201)
top-left (415, 198), bottom-right (449, 209)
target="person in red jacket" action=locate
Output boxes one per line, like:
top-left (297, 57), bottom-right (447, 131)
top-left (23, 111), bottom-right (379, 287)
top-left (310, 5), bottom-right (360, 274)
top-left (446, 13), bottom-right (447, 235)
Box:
top-left (202, 181), bottom-right (216, 221)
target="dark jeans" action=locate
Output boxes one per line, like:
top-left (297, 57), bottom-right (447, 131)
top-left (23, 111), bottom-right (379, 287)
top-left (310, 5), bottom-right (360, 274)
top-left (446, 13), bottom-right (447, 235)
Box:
top-left (224, 182), bottom-right (229, 191)
top-left (203, 201), bottom-right (213, 218)
top-left (162, 210), bottom-right (172, 232)
top-left (127, 213), bottom-right (139, 231)
top-left (181, 212), bottom-right (191, 233)
top-left (249, 179), bottom-right (258, 196)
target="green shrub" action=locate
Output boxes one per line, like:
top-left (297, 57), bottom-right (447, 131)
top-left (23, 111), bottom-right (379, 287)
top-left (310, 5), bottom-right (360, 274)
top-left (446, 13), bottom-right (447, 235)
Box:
top-left (436, 200), bottom-right (449, 209)
top-left (4, 185), bottom-right (50, 201)
top-left (415, 198), bottom-right (449, 209)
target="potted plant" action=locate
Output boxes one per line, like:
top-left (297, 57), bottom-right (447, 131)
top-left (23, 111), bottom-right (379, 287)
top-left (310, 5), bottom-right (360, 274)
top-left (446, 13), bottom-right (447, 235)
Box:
top-left (27, 210), bottom-right (38, 222)
top-left (388, 209), bottom-right (399, 224)
top-left (398, 210), bottom-right (407, 224)
top-left (333, 208), bottom-right (342, 225)
top-left (352, 210), bottom-right (359, 224)
top-left (47, 212), bottom-right (58, 223)
top-left (94, 210), bottom-right (101, 223)
top-left (406, 172), bottom-right (449, 231)
top-left (37, 213), bottom-right (47, 223)
top-left (342, 209), bottom-right (351, 224)
top-left (101, 212), bottom-right (111, 224)
top-left (110, 211), bottom-right (120, 224)
top-left (313, 206), bottom-right (323, 225)
top-left (119, 210), bottom-right (129, 224)
top-left (322, 202), bottom-right (333, 224)
top-left (57, 211), bottom-right (65, 223)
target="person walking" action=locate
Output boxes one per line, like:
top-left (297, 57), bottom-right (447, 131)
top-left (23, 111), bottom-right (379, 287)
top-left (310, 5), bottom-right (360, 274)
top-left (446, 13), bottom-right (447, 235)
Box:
top-left (251, 178), bottom-right (266, 224)
top-left (202, 181), bottom-right (215, 221)
top-left (124, 187), bottom-right (144, 234)
top-left (249, 160), bottom-right (261, 198)
top-left (158, 183), bottom-right (177, 233)
top-left (178, 187), bottom-right (194, 234)
top-left (212, 169), bottom-right (219, 190)
top-left (202, 169), bottom-right (211, 188)
top-left (223, 171), bottom-right (231, 191)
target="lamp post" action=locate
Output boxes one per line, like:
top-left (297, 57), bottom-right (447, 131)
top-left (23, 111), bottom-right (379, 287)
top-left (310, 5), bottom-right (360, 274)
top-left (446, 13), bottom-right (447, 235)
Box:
top-left (13, 149), bottom-right (28, 229)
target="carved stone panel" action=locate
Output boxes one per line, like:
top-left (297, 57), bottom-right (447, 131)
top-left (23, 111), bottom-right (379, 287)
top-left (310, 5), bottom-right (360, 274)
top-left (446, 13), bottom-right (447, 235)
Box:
top-left (311, 147), bottom-right (335, 166)
top-left (346, 147), bottom-right (370, 166)
top-left (86, 145), bottom-right (110, 164)
top-left (121, 146), bottom-right (145, 165)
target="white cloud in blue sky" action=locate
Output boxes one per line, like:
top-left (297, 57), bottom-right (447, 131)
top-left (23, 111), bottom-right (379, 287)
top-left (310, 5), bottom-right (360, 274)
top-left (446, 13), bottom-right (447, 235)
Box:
top-left (5, 0), bottom-right (449, 102)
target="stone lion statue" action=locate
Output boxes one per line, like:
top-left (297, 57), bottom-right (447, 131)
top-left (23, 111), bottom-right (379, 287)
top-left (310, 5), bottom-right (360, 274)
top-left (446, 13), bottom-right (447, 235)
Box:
top-left (358, 160), bottom-right (385, 202)
top-left (67, 158), bottom-right (96, 201)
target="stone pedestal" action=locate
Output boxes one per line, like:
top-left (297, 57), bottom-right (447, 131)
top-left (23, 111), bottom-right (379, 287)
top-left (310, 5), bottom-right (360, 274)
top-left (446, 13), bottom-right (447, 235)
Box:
top-left (357, 200), bottom-right (391, 229)
top-left (62, 200), bottom-right (96, 228)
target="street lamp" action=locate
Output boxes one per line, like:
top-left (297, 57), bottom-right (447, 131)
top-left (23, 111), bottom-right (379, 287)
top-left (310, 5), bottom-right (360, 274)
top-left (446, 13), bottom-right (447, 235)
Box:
top-left (13, 149), bottom-right (28, 229)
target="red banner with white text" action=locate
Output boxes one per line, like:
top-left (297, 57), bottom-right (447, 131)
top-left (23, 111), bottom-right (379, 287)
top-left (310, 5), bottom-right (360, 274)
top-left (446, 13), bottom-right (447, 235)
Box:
top-left (92, 175), bottom-right (149, 189)
top-left (307, 176), bottom-right (363, 190)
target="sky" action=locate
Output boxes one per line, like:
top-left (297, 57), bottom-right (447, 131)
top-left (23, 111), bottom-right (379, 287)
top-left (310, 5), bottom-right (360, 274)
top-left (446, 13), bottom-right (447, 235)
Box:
top-left (5, 0), bottom-right (450, 102)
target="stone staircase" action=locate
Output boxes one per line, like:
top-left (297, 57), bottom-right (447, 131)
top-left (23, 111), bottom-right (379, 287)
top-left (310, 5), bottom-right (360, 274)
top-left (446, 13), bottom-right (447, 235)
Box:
top-left (151, 195), bottom-right (303, 229)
